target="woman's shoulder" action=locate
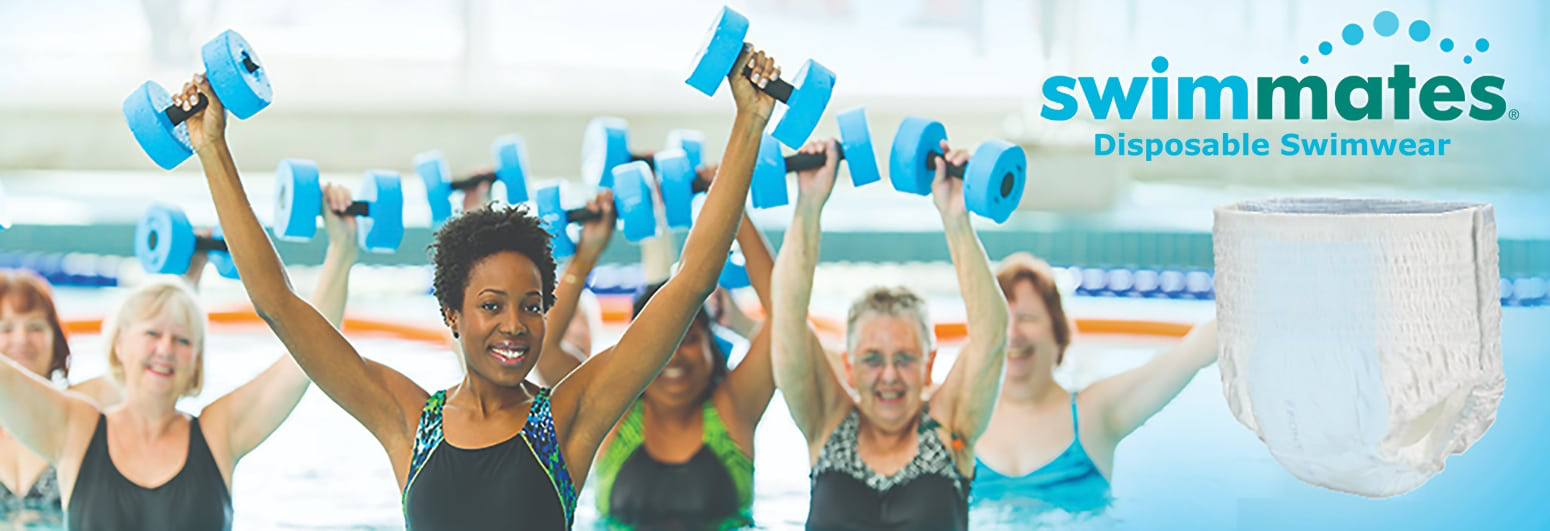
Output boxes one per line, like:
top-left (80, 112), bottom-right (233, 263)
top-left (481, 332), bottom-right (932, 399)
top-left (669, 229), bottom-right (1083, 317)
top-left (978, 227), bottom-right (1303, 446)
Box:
top-left (66, 376), bottom-right (122, 409)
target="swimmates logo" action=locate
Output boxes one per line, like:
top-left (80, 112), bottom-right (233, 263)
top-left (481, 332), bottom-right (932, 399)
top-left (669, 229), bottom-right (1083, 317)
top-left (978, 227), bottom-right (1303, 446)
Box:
top-left (1040, 10), bottom-right (1515, 161)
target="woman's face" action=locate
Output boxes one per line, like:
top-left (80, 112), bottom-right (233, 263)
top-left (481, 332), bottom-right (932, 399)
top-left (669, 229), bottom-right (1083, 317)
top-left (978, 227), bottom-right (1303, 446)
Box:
top-left (846, 314), bottom-right (934, 433)
top-left (114, 311), bottom-right (199, 398)
top-left (0, 303), bottom-right (54, 377)
top-left (641, 320), bottom-right (716, 408)
top-left (449, 251), bottom-right (547, 389)
top-left (1005, 279), bottom-right (1061, 380)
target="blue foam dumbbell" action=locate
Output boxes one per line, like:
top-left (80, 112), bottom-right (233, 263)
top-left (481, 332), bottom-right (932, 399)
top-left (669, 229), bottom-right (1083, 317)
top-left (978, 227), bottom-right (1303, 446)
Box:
top-left (134, 204), bottom-right (240, 279)
top-left (123, 29), bottom-right (272, 170)
top-left (537, 162), bottom-right (659, 259)
top-left (747, 107), bottom-right (883, 209)
top-left (684, 6), bottom-right (835, 149)
top-left (415, 135), bottom-right (531, 227)
top-left (272, 159), bottom-right (404, 253)
top-left (889, 116), bottom-right (1027, 224)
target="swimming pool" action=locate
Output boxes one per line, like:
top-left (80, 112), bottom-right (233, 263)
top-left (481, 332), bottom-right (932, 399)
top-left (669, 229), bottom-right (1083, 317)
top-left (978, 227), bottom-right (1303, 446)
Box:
top-left (39, 286), bottom-right (1548, 530)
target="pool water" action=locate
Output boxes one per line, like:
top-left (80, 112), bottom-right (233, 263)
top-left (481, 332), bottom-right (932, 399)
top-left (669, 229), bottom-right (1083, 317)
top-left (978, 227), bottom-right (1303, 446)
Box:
top-left (26, 291), bottom-right (1550, 530)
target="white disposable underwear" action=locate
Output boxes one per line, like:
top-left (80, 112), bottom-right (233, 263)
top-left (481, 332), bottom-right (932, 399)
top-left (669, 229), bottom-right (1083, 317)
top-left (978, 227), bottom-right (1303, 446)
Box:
top-left (1213, 198), bottom-right (1503, 497)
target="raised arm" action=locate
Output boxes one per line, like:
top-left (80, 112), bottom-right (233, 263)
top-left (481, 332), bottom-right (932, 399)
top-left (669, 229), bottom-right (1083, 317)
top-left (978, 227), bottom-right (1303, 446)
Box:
top-left (551, 49), bottom-right (778, 467)
top-left (771, 139), bottom-right (851, 450)
top-left (926, 142), bottom-right (1010, 457)
top-left (202, 183), bottom-right (360, 462)
top-left (639, 176), bottom-right (677, 284)
top-left (177, 76), bottom-right (424, 474)
top-left (1088, 320), bottom-right (1218, 440)
top-left (0, 355), bottom-right (96, 464)
top-left (533, 191), bottom-right (615, 387)
top-left (718, 203), bottom-right (779, 428)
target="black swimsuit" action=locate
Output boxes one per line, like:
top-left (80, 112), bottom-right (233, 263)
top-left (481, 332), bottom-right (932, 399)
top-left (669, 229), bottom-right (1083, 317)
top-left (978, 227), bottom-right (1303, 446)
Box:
top-left (66, 414), bottom-right (232, 531)
top-left (806, 408), bottom-right (970, 531)
top-left (401, 388), bottom-right (578, 530)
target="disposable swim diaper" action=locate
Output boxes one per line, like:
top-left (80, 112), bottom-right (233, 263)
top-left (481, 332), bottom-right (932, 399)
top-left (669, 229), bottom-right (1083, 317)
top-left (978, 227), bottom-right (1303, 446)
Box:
top-left (1213, 198), bottom-right (1503, 497)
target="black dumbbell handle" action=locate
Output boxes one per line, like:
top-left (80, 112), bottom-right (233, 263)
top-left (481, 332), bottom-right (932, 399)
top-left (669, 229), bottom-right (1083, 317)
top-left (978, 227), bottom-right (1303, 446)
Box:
top-left (192, 235), bottom-right (228, 252)
top-left (924, 152), bottom-right (967, 179)
top-left (164, 93), bottom-right (209, 127)
top-left (783, 148), bottom-right (848, 174)
top-left (738, 64), bottom-right (793, 103)
top-left (160, 54), bottom-right (260, 127)
top-left (452, 172), bottom-right (499, 191)
top-left (339, 201), bottom-right (370, 217)
top-left (567, 208), bottom-right (603, 223)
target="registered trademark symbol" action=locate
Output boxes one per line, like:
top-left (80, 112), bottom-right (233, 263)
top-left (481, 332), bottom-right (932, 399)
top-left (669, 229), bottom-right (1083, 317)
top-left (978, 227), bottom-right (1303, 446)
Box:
top-left (1509, 109), bottom-right (1519, 120)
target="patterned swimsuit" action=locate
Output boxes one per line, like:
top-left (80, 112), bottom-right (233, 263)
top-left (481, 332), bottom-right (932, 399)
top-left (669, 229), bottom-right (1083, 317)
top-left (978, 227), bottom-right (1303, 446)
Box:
top-left (401, 387), bottom-right (578, 530)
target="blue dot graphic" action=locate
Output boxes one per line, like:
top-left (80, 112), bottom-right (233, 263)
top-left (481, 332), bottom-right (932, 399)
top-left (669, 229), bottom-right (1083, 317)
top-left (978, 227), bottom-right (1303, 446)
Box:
top-left (1319, 41), bottom-right (1333, 55)
top-left (1300, 55), bottom-right (1309, 64)
top-left (1343, 24), bottom-right (1364, 45)
top-left (1374, 11), bottom-right (1399, 36)
top-left (1151, 56), bottom-right (1169, 73)
top-left (1409, 20), bottom-right (1430, 41)
top-left (1441, 38), bottom-right (1454, 52)
top-left (1476, 38), bottom-right (1489, 52)
top-left (1464, 55), bottom-right (1473, 64)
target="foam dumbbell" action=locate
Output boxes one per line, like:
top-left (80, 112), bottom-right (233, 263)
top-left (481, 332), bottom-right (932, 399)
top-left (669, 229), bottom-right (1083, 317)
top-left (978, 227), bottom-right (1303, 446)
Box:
top-left (537, 161), bottom-right (659, 259)
top-left (654, 149), bottom-right (706, 229)
top-left (272, 159), bottom-right (405, 253)
top-left (889, 116), bottom-right (1027, 223)
top-left (747, 107), bottom-right (882, 209)
top-left (685, 6), bottom-right (836, 149)
top-left (666, 129), bottom-right (707, 169)
top-left (123, 30), bottom-right (273, 170)
top-left (581, 117), bottom-right (706, 189)
top-left (134, 204), bottom-right (240, 279)
top-left (415, 134), bottom-right (530, 226)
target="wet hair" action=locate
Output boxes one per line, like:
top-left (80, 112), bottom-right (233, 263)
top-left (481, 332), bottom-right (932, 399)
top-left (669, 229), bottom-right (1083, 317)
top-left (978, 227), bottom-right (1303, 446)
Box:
top-left (103, 277), bottom-right (207, 397)
top-left (0, 269), bottom-right (71, 379)
top-left (632, 280), bottom-right (727, 399)
top-left (845, 286), bottom-right (934, 355)
top-left (996, 252), bottom-right (1072, 364)
top-left (429, 203), bottom-right (557, 318)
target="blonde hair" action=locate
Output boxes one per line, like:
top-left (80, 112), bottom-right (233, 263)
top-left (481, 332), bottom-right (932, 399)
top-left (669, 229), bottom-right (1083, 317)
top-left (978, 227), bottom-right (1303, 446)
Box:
top-left (102, 277), bottom-right (207, 397)
top-left (845, 286), bottom-right (934, 354)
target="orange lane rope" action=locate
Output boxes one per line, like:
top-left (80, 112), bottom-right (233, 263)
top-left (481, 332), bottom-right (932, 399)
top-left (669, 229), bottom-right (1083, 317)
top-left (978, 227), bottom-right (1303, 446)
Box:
top-left (61, 300), bottom-right (1193, 346)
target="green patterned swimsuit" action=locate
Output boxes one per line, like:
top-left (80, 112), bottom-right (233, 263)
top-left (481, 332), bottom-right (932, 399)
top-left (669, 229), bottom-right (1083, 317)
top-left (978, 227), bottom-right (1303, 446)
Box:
top-left (593, 400), bottom-right (754, 530)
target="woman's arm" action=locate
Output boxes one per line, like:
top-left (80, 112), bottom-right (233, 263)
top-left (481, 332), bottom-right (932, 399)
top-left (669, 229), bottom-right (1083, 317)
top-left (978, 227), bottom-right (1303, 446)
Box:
top-left (770, 139), bottom-right (852, 450)
top-left (550, 49), bottom-right (779, 472)
top-left (925, 142), bottom-right (1010, 459)
top-left (1087, 320), bottom-right (1218, 440)
top-left (202, 184), bottom-right (361, 462)
top-left (0, 355), bottom-right (96, 464)
top-left (177, 76), bottom-right (424, 475)
top-left (532, 191), bottom-right (615, 387)
top-left (718, 205), bottom-right (780, 429)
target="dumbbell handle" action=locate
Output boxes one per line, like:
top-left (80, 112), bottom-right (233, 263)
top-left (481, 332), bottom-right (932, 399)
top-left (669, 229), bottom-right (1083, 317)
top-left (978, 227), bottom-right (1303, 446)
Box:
top-left (161, 56), bottom-right (260, 127)
top-left (193, 235), bottom-right (228, 253)
top-left (567, 208), bottom-right (603, 224)
top-left (739, 63), bottom-right (794, 103)
top-left (338, 202), bottom-right (370, 217)
top-left (451, 172), bottom-right (499, 191)
top-left (164, 93), bottom-right (209, 127)
top-left (924, 152), bottom-right (967, 179)
top-left (783, 149), bottom-right (847, 174)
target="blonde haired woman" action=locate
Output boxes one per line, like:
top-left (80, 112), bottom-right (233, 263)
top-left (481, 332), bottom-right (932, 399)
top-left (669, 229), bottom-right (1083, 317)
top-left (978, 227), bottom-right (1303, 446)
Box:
top-left (0, 184), bottom-right (358, 530)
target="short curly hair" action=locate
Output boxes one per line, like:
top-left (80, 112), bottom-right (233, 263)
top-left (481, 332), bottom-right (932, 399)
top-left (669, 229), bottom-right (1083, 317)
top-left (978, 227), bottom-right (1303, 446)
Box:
top-left (429, 203), bottom-right (557, 316)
